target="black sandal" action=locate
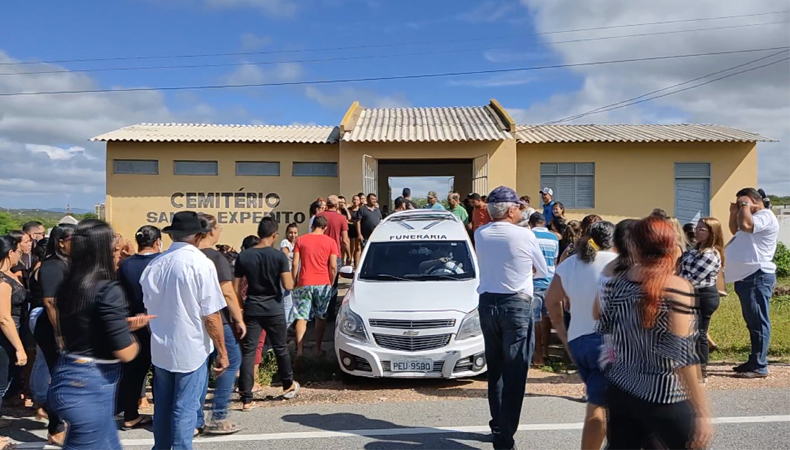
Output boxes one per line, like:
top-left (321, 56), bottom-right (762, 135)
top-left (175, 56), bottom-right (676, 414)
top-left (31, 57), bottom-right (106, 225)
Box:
top-left (121, 415), bottom-right (152, 431)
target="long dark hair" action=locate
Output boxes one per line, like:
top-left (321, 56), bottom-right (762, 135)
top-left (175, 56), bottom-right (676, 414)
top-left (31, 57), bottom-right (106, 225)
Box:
top-left (241, 235), bottom-right (260, 251)
top-left (578, 221), bottom-right (615, 263)
top-left (613, 219), bottom-right (638, 275)
top-left (45, 224), bottom-right (76, 263)
top-left (0, 236), bottom-right (19, 266)
top-left (56, 220), bottom-right (117, 315)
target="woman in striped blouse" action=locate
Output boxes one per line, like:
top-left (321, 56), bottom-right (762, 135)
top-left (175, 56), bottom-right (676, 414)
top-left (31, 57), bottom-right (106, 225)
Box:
top-left (598, 216), bottom-right (712, 449)
top-left (680, 217), bottom-right (725, 380)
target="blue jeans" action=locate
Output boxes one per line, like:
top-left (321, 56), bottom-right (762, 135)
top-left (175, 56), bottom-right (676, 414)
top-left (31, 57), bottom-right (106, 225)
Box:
top-left (197, 324), bottom-right (242, 425)
top-left (153, 362), bottom-right (208, 450)
top-left (568, 333), bottom-right (607, 406)
top-left (479, 292), bottom-right (534, 450)
top-left (734, 269), bottom-right (776, 373)
top-left (31, 347), bottom-right (49, 405)
top-left (49, 358), bottom-right (122, 450)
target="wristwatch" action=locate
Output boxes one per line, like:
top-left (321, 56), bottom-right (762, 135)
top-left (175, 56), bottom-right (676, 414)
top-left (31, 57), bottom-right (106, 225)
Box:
top-left (739, 201), bottom-right (750, 207)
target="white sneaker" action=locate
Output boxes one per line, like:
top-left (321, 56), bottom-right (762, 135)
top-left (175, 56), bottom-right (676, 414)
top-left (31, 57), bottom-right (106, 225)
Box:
top-left (283, 381), bottom-right (300, 400)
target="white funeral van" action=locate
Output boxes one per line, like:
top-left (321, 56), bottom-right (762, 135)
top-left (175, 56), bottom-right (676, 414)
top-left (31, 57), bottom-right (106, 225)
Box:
top-left (335, 209), bottom-right (486, 380)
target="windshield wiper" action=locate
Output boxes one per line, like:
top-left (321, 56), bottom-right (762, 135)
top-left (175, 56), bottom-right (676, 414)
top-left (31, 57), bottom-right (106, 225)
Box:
top-left (404, 274), bottom-right (470, 281)
top-left (363, 273), bottom-right (413, 281)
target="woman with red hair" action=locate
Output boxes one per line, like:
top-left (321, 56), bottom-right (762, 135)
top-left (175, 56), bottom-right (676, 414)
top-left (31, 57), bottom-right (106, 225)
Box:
top-left (598, 216), bottom-right (712, 449)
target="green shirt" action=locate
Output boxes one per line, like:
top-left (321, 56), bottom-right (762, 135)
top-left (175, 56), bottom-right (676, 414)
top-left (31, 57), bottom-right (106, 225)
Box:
top-left (448, 205), bottom-right (469, 225)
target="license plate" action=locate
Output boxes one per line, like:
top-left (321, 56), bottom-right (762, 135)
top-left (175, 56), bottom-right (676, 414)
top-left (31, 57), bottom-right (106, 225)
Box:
top-left (391, 358), bottom-right (433, 372)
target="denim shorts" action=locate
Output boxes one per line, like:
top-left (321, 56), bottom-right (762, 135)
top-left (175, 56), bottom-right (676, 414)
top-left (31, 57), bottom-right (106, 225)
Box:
top-left (531, 289), bottom-right (548, 323)
top-left (568, 333), bottom-right (607, 406)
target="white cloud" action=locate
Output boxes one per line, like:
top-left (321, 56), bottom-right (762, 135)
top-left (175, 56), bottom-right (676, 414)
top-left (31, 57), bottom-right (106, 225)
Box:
top-left (0, 51), bottom-right (182, 208)
top-left (457, 1), bottom-right (515, 24)
top-left (305, 86), bottom-right (411, 109)
top-left (240, 33), bottom-right (272, 51)
top-left (205, 0), bottom-right (297, 17)
top-left (516, 0), bottom-right (790, 194)
top-left (449, 73), bottom-right (536, 88)
top-left (223, 62), bottom-right (303, 86)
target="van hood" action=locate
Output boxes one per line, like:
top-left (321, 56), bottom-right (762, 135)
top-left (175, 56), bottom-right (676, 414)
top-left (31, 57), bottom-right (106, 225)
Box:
top-left (347, 279), bottom-right (479, 315)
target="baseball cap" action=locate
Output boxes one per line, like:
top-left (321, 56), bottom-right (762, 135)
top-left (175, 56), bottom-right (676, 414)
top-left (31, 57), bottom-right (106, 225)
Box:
top-left (539, 187), bottom-right (554, 196)
top-left (427, 191), bottom-right (438, 199)
top-left (487, 186), bottom-right (528, 205)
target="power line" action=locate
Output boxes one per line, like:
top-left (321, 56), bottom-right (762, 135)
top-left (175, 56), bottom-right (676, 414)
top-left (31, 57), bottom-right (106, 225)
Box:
top-left (544, 52), bottom-right (790, 124)
top-left (1, 10), bottom-right (787, 67)
top-left (1, 46), bottom-right (787, 97)
top-left (3, 20), bottom-right (785, 77)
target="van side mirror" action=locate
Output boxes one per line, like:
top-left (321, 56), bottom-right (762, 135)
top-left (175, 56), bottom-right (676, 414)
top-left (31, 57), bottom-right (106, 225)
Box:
top-left (339, 265), bottom-right (355, 280)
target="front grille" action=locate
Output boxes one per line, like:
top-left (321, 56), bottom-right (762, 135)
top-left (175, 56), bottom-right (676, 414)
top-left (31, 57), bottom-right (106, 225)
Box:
top-left (382, 361), bottom-right (444, 372)
top-left (373, 333), bottom-right (452, 352)
top-left (353, 355), bottom-right (372, 372)
top-left (369, 319), bottom-right (456, 329)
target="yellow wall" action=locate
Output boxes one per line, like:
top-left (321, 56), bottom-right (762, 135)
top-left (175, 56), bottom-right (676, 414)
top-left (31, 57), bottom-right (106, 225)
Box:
top-left (339, 140), bottom-right (517, 197)
top-left (516, 141), bottom-right (757, 236)
top-left (106, 141), bottom-right (339, 247)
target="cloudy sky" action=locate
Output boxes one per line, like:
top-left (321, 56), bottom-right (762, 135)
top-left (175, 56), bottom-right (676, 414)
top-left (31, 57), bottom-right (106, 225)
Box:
top-left (1, 0), bottom-right (788, 209)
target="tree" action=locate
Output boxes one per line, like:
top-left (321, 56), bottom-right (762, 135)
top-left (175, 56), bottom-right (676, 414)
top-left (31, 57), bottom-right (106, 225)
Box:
top-left (0, 213), bottom-right (21, 235)
top-left (81, 213), bottom-right (98, 220)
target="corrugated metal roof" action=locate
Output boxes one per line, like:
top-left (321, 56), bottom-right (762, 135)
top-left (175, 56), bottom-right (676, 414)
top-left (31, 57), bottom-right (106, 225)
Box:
top-left (343, 106), bottom-right (512, 142)
top-left (90, 123), bottom-right (340, 144)
top-left (515, 124), bottom-right (774, 144)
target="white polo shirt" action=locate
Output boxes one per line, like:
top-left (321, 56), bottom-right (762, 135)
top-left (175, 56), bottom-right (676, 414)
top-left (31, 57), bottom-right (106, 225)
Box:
top-left (141, 242), bottom-right (226, 373)
top-left (475, 221), bottom-right (549, 297)
top-left (725, 209), bottom-right (779, 283)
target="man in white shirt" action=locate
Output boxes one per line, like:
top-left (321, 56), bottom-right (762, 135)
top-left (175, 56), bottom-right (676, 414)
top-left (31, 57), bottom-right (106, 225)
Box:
top-left (142, 211), bottom-right (228, 449)
top-left (474, 186), bottom-right (549, 450)
top-left (725, 188), bottom-right (779, 378)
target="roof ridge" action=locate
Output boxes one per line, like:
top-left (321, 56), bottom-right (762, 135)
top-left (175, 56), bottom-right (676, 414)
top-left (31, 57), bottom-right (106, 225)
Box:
top-left (134, 122), bottom-right (336, 129)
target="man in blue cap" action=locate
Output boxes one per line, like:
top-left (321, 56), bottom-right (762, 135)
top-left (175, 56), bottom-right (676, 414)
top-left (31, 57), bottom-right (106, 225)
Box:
top-left (475, 186), bottom-right (549, 450)
top-left (540, 187), bottom-right (556, 224)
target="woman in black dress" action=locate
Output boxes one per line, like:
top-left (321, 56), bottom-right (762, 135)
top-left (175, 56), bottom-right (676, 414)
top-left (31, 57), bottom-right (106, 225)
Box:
top-left (30, 224), bottom-right (74, 446)
top-left (0, 235), bottom-right (28, 450)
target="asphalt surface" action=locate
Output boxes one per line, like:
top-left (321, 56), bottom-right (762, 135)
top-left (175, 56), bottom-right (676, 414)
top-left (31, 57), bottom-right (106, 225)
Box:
top-left (7, 387), bottom-right (789, 449)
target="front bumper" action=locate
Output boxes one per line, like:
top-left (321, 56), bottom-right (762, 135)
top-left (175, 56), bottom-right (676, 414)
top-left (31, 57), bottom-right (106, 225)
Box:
top-left (335, 330), bottom-right (486, 379)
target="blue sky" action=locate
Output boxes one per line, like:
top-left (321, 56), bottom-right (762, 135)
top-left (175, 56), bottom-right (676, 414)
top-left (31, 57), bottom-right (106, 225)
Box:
top-left (0, 0), bottom-right (787, 209)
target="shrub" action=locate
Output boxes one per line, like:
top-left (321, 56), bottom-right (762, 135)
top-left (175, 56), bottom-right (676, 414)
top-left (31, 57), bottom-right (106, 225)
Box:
top-left (775, 241), bottom-right (790, 278)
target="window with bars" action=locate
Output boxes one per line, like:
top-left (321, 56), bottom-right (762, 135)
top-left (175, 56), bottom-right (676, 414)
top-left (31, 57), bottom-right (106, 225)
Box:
top-left (292, 162), bottom-right (338, 177)
top-left (113, 159), bottom-right (159, 175)
top-left (174, 160), bottom-right (218, 176)
top-left (236, 161), bottom-right (280, 176)
top-left (540, 163), bottom-right (595, 209)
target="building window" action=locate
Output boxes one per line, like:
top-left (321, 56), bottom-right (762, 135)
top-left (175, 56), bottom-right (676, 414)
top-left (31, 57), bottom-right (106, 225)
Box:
top-left (540, 163), bottom-right (595, 209)
top-left (113, 159), bottom-right (158, 175)
top-left (236, 161), bottom-right (280, 176)
top-left (293, 162), bottom-right (338, 177)
top-left (174, 160), bottom-right (218, 176)
top-left (674, 163), bottom-right (710, 225)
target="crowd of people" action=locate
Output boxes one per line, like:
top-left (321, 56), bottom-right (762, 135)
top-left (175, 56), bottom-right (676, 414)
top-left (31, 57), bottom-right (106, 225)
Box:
top-left (0, 182), bottom-right (779, 449)
top-left (474, 185), bottom-right (779, 450)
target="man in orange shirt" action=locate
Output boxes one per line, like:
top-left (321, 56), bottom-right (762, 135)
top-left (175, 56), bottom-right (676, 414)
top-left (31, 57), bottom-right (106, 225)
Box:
top-left (469, 193), bottom-right (492, 232)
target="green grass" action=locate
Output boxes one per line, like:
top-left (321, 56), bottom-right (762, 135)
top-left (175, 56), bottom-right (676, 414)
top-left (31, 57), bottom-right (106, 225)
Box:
top-left (709, 277), bottom-right (790, 361)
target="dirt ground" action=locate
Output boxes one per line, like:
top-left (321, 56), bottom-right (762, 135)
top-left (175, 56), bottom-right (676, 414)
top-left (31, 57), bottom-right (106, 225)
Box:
top-left (220, 361), bottom-right (790, 409)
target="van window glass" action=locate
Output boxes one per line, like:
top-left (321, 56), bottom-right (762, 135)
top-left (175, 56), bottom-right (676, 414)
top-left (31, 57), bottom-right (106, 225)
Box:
top-left (359, 241), bottom-right (475, 281)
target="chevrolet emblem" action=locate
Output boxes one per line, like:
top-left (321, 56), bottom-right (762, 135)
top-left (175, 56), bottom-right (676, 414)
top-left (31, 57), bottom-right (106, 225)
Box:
top-left (403, 330), bottom-right (419, 336)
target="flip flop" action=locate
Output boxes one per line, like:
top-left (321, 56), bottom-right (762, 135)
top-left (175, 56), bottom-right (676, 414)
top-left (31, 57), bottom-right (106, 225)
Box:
top-left (0, 436), bottom-right (16, 450)
top-left (241, 401), bottom-right (257, 412)
top-left (121, 415), bottom-right (153, 431)
top-left (204, 421), bottom-right (243, 435)
top-left (193, 427), bottom-right (205, 437)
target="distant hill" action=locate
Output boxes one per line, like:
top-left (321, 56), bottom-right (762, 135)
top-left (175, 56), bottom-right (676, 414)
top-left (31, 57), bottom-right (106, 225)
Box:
top-left (0, 208), bottom-right (96, 234)
top-left (45, 207), bottom-right (92, 214)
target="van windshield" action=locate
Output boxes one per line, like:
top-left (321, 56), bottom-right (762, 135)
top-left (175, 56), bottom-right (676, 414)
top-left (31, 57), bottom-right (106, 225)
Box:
top-left (359, 241), bottom-right (476, 281)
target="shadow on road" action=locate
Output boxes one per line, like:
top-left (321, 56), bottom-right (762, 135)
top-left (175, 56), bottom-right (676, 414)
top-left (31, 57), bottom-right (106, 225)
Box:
top-left (281, 412), bottom-right (486, 449)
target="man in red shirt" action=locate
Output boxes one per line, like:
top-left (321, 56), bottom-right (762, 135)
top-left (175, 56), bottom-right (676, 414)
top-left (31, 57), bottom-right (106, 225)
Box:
top-left (291, 215), bottom-right (338, 358)
top-left (316, 195), bottom-right (350, 259)
top-left (469, 193), bottom-right (492, 232)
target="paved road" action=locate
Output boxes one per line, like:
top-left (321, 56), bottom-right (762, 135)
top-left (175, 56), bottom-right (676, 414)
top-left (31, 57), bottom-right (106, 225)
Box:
top-left (8, 388), bottom-right (789, 449)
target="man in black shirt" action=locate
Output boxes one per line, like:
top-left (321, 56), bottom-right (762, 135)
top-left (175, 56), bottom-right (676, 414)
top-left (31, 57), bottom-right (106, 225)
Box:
top-left (402, 188), bottom-right (418, 210)
top-left (234, 217), bottom-right (299, 408)
top-left (356, 193), bottom-right (382, 245)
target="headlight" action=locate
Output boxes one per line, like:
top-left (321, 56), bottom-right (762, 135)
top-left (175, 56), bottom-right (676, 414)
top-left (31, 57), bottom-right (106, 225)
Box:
top-left (456, 308), bottom-right (482, 341)
top-left (338, 302), bottom-right (368, 341)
